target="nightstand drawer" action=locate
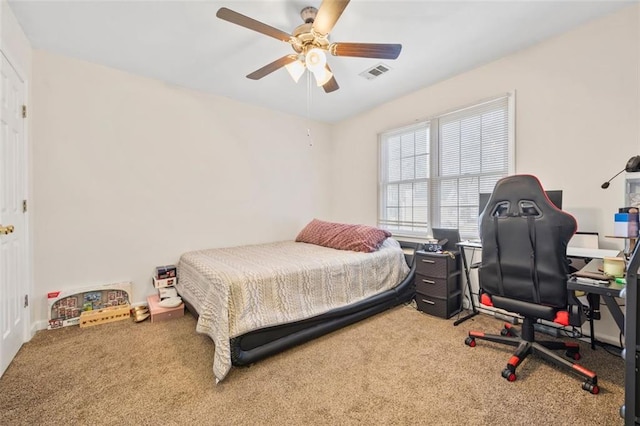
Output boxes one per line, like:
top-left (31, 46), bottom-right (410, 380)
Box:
top-left (415, 273), bottom-right (459, 297)
top-left (415, 252), bottom-right (457, 277)
top-left (415, 292), bottom-right (461, 319)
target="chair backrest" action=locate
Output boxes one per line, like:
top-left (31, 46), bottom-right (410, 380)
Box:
top-left (479, 175), bottom-right (577, 312)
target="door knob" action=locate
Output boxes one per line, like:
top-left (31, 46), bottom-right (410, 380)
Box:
top-left (0, 224), bottom-right (15, 235)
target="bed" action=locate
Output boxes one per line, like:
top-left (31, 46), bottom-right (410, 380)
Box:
top-left (176, 231), bottom-right (415, 383)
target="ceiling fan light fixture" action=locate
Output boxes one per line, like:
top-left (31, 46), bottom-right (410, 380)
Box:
top-left (217, 2), bottom-right (403, 94)
top-left (305, 48), bottom-right (327, 73)
top-left (285, 60), bottom-right (305, 83)
top-left (312, 67), bottom-right (333, 87)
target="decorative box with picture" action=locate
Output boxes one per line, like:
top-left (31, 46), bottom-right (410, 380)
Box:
top-left (152, 264), bottom-right (177, 289)
top-left (47, 281), bottom-right (133, 330)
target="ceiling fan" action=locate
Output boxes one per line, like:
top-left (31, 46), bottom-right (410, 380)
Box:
top-left (216, 0), bottom-right (402, 93)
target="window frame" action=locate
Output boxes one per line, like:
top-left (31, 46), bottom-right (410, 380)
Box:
top-left (378, 92), bottom-right (516, 239)
top-left (377, 121), bottom-right (431, 234)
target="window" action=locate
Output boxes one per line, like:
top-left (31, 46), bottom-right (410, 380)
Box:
top-left (378, 94), bottom-right (514, 239)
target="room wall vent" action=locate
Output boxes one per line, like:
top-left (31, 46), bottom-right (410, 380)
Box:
top-left (359, 63), bottom-right (392, 80)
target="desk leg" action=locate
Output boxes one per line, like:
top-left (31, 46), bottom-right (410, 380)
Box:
top-left (584, 294), bottom-right (624, 349)
top-left (586, 293), bottom-right (598, 350)
top-left (453, 309), bottom-right (479, 326)
top-left (602, 295), bottom-right (625, 335)
top-left (454, 247), bottom-right (479, 326)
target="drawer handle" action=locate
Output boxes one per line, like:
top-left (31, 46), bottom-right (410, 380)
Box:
top-left (421, 298), bottom-right (436, 305)
top-left (421, 279), bottom-right (436, 284)
top-left (421, 259), bottom-right (436, 264)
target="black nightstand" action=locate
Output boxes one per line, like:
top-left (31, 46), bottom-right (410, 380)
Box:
top-left (414, 250), bottom-right (462, 319)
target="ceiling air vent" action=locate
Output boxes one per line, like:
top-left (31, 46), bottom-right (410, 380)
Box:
top-left (359, 63), bottom-right (392, 80)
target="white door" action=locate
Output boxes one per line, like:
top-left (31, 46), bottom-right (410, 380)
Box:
top-left (0, 52), bottom-right (27, 377)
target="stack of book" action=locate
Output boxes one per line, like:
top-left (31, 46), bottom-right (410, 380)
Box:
top-left (152, 265), bottom-right (178, 300)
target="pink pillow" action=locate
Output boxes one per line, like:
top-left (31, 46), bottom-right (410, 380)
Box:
top-left (296, 219), bottom-right (392, 253)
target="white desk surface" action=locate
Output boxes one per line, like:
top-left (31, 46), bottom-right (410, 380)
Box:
top-left (566, 247), bottom-right (621, 259)
top-left (457, 240), bottom-right (482, 248)
top-left (458, 241), bottom-right (620, 259)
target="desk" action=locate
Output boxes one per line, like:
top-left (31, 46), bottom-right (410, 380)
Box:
top-left (455, 240), bottom-right (623, 327)
top-left (566, 246), bottom-right (621, 259)
top-left (460, 240), bottom-right (621, 259)
top-left (566, 277), bottom-right (625, 349)
top-left (454, 241), bottom-right (482, 325)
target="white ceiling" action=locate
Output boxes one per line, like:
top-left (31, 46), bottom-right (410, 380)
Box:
top-left (8, 0), bottom-right (636, 123)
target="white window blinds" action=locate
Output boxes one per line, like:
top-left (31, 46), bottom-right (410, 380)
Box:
top-left (379, 94), bottom-right (513, 238)
top-left (378, 123), bottom-right (430, 234)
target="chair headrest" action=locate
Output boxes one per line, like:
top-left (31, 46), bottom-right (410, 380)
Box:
top-left (480, 174), bottom-right (576, 241)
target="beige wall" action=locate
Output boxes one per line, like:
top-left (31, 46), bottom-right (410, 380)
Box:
top-left (5, 3), bottom-right (639, 334)
top-left (330, 4), bottom-right (640, 248)
top-left (31, 51), bottom-right (332, 324)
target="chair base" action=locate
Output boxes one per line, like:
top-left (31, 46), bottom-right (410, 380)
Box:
top-left (465, 318), bottom-right (599, 394)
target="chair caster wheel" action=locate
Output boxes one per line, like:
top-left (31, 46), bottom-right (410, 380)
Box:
top-left (465, 336), bottom-right (476, 347)
top-left (500, 328), bottom-right (513, 337)
top-left (565, 350), bottom-right (581, 361)
top-left (582, 382), bottom-right (599, 394)
top-left (502, 368), bottom-right (516, 382)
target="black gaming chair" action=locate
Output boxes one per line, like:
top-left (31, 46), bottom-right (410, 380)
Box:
top-left (464, 174), bottom-right (599, 394)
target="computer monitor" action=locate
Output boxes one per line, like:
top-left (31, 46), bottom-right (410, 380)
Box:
top-left (545, 190), bottom-right (563, 210)
top-left (479, 190), bottom-right (563, 215)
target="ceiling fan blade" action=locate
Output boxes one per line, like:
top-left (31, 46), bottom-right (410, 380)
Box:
top-left (330, 42), bottom-right (402, 60)
top-left (312, 0), bottom-right (350, 36)
top-left (246, 55), bottom-right (297, 80)
top-left (216, 7), bottom-right (292, 43)
top-left (322, 65), bottom-right (339, 93)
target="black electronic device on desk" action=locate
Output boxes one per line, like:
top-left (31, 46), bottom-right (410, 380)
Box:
top-left (421, 226), bottom-right (461, 253)
top-left (432, 228), bottom-right (461, 252)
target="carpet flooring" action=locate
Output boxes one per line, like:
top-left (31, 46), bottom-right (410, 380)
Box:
top-left (0, 304), bottom-right (624, 425)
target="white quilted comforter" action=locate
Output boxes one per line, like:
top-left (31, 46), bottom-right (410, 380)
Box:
top-left (176, 238), bottom-right (410, 383)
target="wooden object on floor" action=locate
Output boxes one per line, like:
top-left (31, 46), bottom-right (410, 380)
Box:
top-left (79, 304), bottom-right (131, 328)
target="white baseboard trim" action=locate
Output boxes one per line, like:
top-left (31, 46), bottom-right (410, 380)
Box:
top-left (32, 320), bottom-right (49, 334)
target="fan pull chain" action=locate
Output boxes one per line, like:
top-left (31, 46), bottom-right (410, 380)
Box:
top-left (306, 69), bottom-right (313, 147)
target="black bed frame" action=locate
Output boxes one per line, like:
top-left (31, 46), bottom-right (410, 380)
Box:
top-left (182, 248), bottom-right (417, 367)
